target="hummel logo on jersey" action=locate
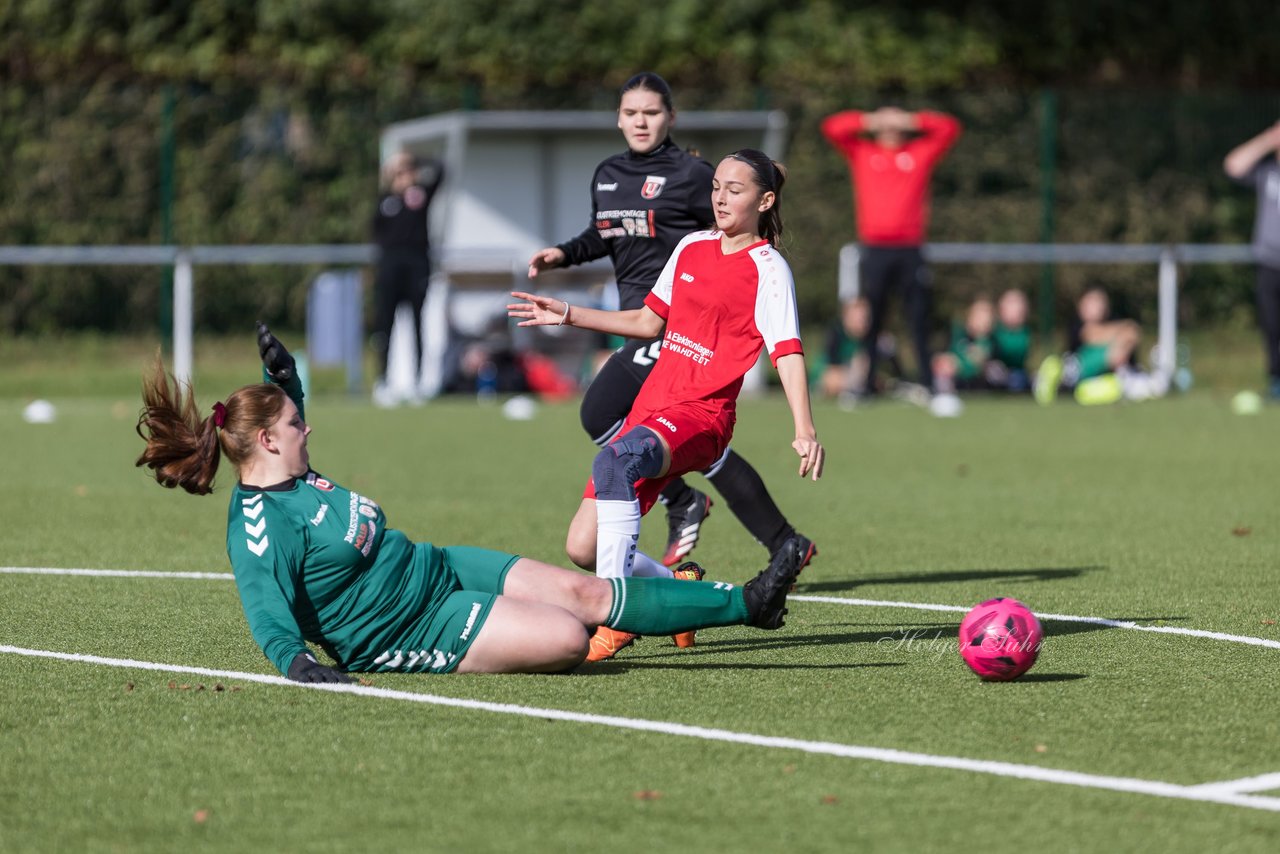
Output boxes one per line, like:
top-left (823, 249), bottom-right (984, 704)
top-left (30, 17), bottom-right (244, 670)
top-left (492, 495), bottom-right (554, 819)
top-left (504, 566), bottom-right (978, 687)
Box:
top-left (241, 494), bottom-right (269, 556)
top-left (374, 647), bottom-right (456, 672)
top-left (459, 602), bottom-right (483, 640)
top-left (596, 182), bottom-right (618, 191)
top-left (241, 493), bottom-right (264, 520)
top-left (631, 340), bottom-right (662, 367)
top-left (680, 272), bottom-right (695, 283)
top-left (641, 175), bottom-right (667, 199)
top-left (309, 504), bottom-right (329, 526)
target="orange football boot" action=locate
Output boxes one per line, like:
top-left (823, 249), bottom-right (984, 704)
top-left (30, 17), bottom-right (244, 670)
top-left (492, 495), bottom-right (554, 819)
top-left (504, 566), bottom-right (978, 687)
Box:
top-left (670, 561), bottom-right (706, 648)
top-left (586, 626), bottom-right (638, 662)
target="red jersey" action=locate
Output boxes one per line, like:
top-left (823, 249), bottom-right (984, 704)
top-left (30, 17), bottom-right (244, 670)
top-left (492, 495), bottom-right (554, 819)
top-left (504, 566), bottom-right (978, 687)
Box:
top-left (821, 110), bottom-right (961, 246)
top-left (634, 230), bottom-right (803, 428)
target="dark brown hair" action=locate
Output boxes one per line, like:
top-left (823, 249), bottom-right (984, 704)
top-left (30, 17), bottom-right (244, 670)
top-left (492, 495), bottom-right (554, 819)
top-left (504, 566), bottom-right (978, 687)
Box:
top-left (135, 357), bottom-right (287, 495)
top-left (726, 148), bottom-right (787, 245)
top-left (620, 71), bottom-right (674, 113)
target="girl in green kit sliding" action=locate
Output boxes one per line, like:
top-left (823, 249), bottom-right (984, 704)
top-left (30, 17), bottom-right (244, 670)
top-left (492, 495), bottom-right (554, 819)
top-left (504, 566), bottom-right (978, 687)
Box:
top-left (133, 324), bottom-right (801, 682)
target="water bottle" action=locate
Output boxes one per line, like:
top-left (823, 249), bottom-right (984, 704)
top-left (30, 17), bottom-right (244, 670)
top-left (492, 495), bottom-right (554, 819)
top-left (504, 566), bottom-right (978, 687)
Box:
top-left (477, 361), bottom-right (498, 404)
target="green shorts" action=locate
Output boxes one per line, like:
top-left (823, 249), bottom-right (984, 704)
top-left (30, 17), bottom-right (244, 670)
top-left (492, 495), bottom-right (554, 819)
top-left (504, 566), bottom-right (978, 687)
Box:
top-left (374, 545), bottom-right (520, 675)
top-left (1076, 344), bottom-right (1110, 380)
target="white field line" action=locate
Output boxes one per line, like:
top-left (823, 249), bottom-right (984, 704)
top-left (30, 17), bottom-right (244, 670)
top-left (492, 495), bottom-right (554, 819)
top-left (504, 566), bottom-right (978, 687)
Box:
top-left (1187, 772), bottom-right (1280, 796)
top-left (2, 643), bottom-right (1279, 814)
top-left (792, 594), bottom-right (1280, 651)
top-left (0, 566), bottom-right (233, 580)
top-left (5, 566), bottom-right (1280, 652)
top-left (5, 566), bottom-right (1280, 651)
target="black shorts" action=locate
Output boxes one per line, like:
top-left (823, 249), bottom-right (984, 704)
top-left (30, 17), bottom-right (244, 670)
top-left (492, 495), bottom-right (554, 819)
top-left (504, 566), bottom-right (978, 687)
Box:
top-left (580, 336), bottom-right (663, 444)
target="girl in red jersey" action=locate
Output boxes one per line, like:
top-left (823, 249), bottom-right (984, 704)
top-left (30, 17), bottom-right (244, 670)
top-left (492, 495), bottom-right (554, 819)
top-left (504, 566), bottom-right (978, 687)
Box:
top-left (528, 72), bottom-right (816, 574)
top-left (510, 149), bottom-right (824, 660)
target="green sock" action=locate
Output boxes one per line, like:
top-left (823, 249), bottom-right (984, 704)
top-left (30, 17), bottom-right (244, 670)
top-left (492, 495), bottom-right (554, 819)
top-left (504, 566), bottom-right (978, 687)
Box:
top-left (605, 577), bottom-right (749, 634)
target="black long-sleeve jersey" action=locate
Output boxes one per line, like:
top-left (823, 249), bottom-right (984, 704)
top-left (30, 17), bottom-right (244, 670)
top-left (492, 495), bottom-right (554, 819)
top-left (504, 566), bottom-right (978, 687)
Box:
top-left (556, 139), bottom-right (714, 310)
top-left (372, 159), bottom-right (445, 253)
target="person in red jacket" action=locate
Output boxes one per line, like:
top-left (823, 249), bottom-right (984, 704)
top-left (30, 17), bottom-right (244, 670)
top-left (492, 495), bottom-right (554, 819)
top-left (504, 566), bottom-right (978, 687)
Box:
top-left (821, 107), bottom-right (962, 396)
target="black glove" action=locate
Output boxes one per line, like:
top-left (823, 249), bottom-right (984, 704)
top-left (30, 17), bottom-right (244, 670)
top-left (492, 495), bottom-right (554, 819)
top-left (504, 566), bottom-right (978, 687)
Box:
top-left (256, 321), bottom-right (296, 383)
top-left (286, 651), bottom-right (351, 684)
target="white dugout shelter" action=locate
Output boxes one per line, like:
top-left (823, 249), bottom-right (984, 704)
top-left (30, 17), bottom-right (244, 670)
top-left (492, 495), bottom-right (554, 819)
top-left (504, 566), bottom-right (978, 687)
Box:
top-left (376, 109), bottom-right (789, 397)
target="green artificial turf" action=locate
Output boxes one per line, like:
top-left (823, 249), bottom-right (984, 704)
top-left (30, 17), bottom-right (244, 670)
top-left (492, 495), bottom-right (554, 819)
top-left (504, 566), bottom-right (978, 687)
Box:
top-left (2, 377), bottom-right (1280, 852)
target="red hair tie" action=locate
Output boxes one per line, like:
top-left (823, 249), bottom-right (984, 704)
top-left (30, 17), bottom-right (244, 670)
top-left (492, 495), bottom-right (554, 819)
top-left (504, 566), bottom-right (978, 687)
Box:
top-left (212, 402), bottom-right (227, 428)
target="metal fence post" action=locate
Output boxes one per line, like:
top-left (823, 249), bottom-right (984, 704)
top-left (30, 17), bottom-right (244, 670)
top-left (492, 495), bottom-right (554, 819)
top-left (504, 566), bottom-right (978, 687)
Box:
top-left (173, 250), bottom-right (194, 386)
top-left (838, 242), bottom-right (860, 302)
top-left (1157, 247), bottom-right (1178, 379)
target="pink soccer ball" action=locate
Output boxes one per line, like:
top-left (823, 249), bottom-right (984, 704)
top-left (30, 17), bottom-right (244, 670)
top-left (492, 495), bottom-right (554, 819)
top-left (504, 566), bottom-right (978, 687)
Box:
top-left (958, 597), bottom-right (1044, 681)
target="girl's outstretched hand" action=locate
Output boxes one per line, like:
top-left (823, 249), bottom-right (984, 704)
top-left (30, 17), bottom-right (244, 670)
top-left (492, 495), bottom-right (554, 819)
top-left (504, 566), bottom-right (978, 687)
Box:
top-left (793, 436), bottom-right (824, 481)
top-left (508, 291), bottom-right (568, 327)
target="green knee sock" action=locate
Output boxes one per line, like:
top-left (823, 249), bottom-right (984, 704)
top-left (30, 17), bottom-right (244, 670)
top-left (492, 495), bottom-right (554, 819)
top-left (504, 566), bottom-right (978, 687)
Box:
top-left (605, 577), bottom-right (749, 634)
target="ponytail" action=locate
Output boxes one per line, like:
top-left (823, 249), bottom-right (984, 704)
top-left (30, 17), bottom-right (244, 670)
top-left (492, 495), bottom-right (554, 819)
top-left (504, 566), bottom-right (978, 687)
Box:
top-left (135, 358), bottom-right (288, 496)
top-left (135, 357), bottom-right (222, 495)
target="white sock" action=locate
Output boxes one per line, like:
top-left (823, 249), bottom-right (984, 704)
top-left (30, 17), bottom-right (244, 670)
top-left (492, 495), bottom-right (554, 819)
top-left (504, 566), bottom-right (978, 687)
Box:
top-left (595, 499), bottom-right (641, 579)
top-left (1118, 366), bottom-right (1153, 401)
top-left (630, 550), bottom-right (674, 579)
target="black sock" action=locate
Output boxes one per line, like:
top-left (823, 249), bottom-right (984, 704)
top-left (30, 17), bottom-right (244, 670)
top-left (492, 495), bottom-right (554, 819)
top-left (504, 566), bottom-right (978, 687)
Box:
top-left (705, 450), bottom-right (794, 554)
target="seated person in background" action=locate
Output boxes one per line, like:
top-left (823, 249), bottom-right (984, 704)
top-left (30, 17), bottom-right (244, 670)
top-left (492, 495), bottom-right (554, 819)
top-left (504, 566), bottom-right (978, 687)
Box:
top-left (1035, 286), bottom-right (1166, 405)
top-left (989, 288), bottom-right (1032, 392)
top-left (813, 296), bottom-right (900, 401)
top-left (931, 296), bottom-right (995, 395)
top-left (440, 334), bottom-right (528, 396)
top-left (439, 331), bottom-right (578, 402)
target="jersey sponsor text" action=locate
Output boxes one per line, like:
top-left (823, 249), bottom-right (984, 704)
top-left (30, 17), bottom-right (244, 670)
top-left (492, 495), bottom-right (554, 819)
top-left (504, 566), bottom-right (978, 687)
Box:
top-left (662, 330), bottom-right (714, 365)
top-left (596, 209), bottom-right (655, 239)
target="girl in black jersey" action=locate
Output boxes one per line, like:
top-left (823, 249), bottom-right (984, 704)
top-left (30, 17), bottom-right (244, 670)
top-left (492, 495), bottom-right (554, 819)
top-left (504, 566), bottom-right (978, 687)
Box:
top-left (527, 72), bottom-right (816, 575)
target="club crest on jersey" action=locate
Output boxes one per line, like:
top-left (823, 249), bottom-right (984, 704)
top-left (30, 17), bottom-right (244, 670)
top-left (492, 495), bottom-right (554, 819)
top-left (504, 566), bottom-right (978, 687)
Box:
top-left (306, 473), bottom-right (334, 492)
top-left (641, 175), bottom-right (668, 199)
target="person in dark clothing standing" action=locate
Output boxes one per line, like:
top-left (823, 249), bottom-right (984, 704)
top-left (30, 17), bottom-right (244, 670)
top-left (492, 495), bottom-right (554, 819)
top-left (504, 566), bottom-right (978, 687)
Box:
top-left (1224, 120), bottom-right (1280, 399)
top-left (371, 151), bottom-right (444, 407)
top-left (528, 72), bottom-right (816, 575)
top-left (821, 106), bottom-right (961, 396)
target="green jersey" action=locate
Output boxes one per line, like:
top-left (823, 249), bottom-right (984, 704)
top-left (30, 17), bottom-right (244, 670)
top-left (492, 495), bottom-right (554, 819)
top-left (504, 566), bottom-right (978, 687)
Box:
top-left (229, 469), bottom-right (460, 674)
top-left (992, 322), bottom-right (1030, 370)
top-left (226, 377), bottom-right (494, 676)
top-left (948, 322), bottom-right (993, 381)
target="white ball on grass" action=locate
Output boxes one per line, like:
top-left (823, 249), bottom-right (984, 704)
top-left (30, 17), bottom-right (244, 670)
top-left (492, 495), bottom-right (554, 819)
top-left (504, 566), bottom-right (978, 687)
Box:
top-left (501, 395), bottom-right (538, 421)
top-left (22, 399), bottom-right (57, 424)
top-left (929, 393), bottom-right (964, 418)
top-left (1231, 390), bottom-right (1263, 416)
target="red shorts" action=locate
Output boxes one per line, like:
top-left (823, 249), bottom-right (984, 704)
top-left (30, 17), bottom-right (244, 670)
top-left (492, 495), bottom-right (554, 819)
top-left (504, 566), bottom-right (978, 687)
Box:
top-left (582, 402), bottom-right (734, 515)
